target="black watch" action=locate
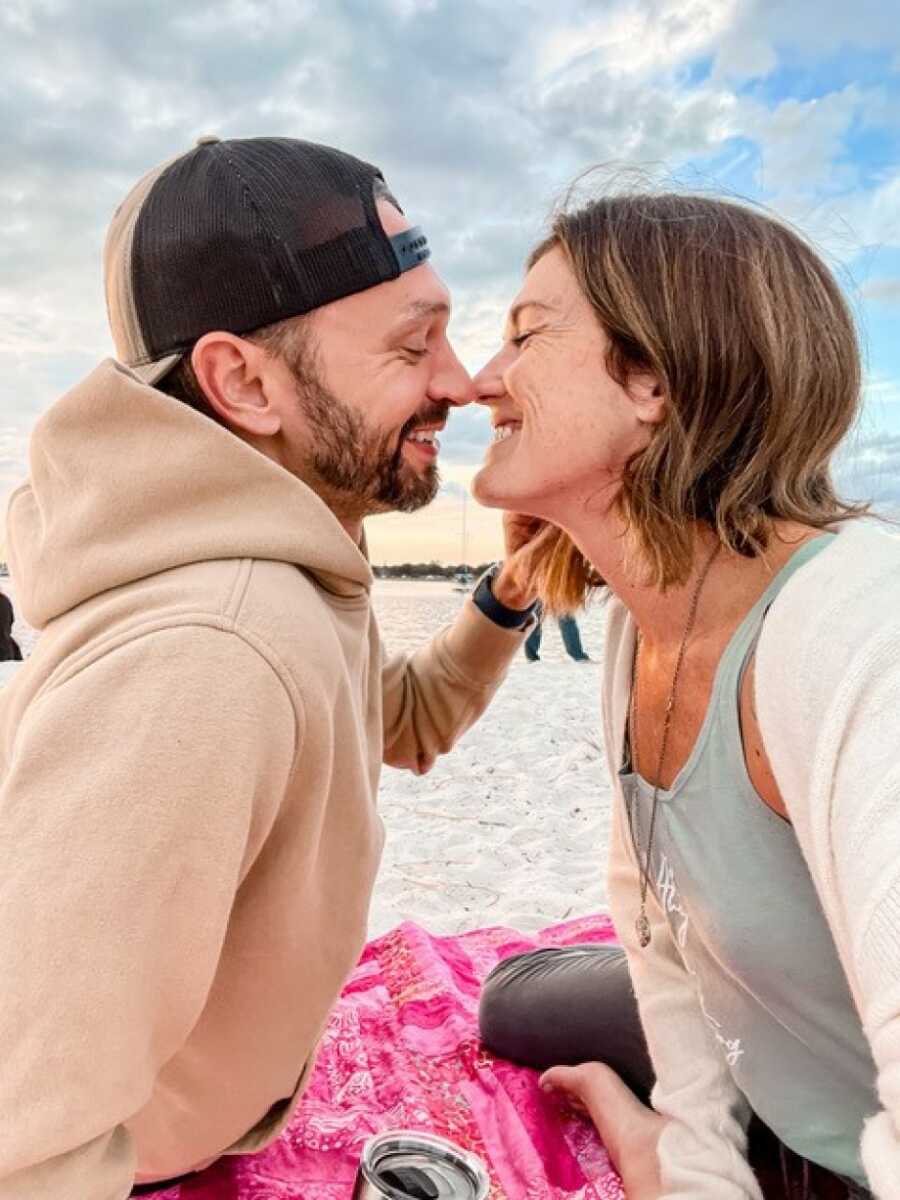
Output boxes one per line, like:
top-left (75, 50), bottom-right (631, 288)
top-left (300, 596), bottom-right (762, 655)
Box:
top-left (471, 563), bottom-right (541, 630)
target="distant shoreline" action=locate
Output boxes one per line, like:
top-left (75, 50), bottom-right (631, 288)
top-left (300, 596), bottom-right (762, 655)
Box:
top-left (373, 563), bottom-right (490, 582)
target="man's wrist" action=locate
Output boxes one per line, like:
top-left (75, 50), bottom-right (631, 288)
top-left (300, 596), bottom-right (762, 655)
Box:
top-left (471, 563), bottom-right (540, 631)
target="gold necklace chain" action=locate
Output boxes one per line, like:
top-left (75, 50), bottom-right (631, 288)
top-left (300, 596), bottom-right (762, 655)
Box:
top-left (628, 541), bottom-right (721, 949)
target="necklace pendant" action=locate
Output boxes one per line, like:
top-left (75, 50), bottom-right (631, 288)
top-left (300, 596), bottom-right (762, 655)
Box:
top-left (636, 908), bottom-right (651, 948)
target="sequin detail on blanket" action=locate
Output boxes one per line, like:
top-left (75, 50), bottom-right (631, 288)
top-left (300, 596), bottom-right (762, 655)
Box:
top-left (140, 917), bottom-right (625, 1199)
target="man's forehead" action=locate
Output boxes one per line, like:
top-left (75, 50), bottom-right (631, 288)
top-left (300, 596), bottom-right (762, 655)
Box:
top-left (374, 199), bottom-right (450, 322)
top-left (313, 270), bottom-right (450, 331)
top-left (377, 196), bottom-right (413, 238)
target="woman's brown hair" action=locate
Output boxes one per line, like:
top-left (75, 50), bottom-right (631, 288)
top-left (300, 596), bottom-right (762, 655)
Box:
top-left (519, 189), bottom-right (867, 612)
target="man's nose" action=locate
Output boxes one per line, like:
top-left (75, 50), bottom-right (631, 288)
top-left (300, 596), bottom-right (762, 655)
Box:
top-left (429, 338), bottom-right (475, 408)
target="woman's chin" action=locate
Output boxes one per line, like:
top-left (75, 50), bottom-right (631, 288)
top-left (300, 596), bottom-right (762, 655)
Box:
top-left (472, 460), bottom-right (514, 510)
top-left (472, 459), bottom-right (540, 514)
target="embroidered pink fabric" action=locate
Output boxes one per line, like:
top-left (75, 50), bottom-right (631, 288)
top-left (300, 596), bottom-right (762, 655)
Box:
top-left (151, 916), bottom-right (624, 1199)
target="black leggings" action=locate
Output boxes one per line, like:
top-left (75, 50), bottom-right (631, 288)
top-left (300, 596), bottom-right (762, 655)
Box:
top-left (478, 943), bottom-right (871, 1200)
top-left (479, 942), bottom-right (655, 1097)
top-left (130, 1172), bottom-right (199, 1195)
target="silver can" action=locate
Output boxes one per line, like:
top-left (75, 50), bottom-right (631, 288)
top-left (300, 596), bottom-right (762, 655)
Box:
top-left (352, 1130), bottom-right (490, 1200)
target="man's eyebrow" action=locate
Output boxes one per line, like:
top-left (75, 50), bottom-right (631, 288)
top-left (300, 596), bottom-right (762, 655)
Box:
top-left (400, 299), bottom-right (451, 321)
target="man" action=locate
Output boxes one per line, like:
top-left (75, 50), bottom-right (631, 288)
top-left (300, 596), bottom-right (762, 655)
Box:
top-left (0, 136), bottom-right (539, 1198)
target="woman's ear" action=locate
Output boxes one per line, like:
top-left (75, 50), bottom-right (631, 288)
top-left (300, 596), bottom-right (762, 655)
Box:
top-left (628, 371), bottom-right (667, 426)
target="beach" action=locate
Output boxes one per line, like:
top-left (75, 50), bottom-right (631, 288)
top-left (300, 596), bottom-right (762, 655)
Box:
top-left (369, 579), bottom-right (612, 937)
top-left (8, 579), bottom-right (614, 939)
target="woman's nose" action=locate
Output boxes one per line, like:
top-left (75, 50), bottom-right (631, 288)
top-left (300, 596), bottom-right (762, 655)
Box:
top-left (473, 346), bottom-right (510, 405)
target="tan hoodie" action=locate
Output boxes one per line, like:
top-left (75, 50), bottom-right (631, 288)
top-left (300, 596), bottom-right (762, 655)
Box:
top-left (0, 360), bottom-right (523, 1199)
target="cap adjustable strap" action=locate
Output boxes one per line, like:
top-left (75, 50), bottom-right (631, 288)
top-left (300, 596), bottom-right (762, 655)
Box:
top-left (390, 226), bottom-right (431, 273)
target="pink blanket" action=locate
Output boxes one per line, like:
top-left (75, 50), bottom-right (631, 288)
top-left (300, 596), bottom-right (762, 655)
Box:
top-left (155, 916), bottom-right (624, 1199)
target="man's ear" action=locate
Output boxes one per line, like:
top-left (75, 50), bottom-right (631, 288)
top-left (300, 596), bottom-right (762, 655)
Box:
top-left (628, 370), bottom-right (667, 426)
top-left (191, 333), bottom-right (282, 437)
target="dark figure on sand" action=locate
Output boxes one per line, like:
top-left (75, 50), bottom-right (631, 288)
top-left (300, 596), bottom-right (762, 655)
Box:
top-left (0, 593), bottom-right (22, 662)
top-left (524, 613), bottom-right (589, 662)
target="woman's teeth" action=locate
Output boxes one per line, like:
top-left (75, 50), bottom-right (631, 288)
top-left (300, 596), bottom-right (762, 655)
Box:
top-left (493, 424), bottom-right (518, 442)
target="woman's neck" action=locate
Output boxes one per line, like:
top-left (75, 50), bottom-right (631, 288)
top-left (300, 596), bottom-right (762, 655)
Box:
top-left (563, 507), bottom-right (822, 650)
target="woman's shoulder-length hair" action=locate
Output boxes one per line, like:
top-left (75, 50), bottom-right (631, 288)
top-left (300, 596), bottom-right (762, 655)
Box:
top-left (524, 186), bottom-right (867, 614)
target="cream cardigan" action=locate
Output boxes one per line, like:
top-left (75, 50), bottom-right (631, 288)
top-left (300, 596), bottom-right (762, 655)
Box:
top-left (604, 522), bottom-right (900, 1199)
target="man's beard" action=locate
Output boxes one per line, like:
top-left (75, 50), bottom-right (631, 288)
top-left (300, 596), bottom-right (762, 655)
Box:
top-left (292, 370), bottom-right (444, 518)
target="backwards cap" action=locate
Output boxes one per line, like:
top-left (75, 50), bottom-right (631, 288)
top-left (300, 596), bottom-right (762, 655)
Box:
top-left (104, 135), bottom-right (430, 384)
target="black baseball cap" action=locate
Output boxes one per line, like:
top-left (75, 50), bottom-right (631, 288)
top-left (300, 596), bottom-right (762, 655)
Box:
top-left (104, 135), bottom-right (431, 384)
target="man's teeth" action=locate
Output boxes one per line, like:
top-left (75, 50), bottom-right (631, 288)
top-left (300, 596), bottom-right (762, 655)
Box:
top-left (493, 424), bottom-right (518, 442)
top-left (407, 430), bottom-right (439, 448)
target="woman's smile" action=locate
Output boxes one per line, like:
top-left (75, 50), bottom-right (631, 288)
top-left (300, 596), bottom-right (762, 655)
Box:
top-left (491, 420), bottom-right (521, 445)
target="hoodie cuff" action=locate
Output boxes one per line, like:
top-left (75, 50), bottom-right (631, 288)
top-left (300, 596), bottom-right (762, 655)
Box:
top-left (439, 597), bottom-right (528, 687)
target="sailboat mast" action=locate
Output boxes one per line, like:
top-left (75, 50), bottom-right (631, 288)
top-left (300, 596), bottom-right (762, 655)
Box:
top-left (461, 489), bottom-right (468, 571)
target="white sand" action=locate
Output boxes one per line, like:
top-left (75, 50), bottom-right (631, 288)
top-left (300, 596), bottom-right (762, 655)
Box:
top-left (369, 580), bottom-right (612, 937)
top-left (6, 579), bottom-right (614, 939)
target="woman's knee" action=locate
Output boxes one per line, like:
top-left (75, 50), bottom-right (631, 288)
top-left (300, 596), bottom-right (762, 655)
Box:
top-left (478, 943), bottom-right (655, 1096)
top-left (479, 944), bottom-right (633, 1067)
top-left (478, 950), bottom-right (541, 1058)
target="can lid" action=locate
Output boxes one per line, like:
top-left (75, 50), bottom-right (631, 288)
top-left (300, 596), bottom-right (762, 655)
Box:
top-left (379, 1164), bottom-right (439, 1199)
top-left (360, 1131), bottom-right (489, 1200)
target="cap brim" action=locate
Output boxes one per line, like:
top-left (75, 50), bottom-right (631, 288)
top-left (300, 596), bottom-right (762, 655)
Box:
top-left (127, 352), bottom-right (183, 386)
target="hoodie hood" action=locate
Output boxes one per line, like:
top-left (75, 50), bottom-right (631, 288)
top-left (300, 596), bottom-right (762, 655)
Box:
top-left (7, 359), bottom-right (372, 629)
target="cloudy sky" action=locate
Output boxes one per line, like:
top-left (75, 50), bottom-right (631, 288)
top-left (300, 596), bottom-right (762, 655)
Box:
top-left (3, 0), bottom-right (899, 564)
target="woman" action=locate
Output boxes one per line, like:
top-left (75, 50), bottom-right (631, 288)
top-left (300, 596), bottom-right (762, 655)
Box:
top-left (471, 191), bottom-right (899, 1199)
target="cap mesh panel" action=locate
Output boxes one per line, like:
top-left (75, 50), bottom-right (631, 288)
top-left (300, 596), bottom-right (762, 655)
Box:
top-left (130, 137), bottom-right (399, 362)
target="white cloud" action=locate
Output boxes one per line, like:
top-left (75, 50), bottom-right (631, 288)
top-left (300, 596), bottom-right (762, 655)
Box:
top-left (743, 86), bottom-right (866, 195)
top-left (2, 0), bottom-right (900, 560)
top-left (535, 0), bottom-right (739, 84)
top-left (863, 372), bottom-right (900, 411)
top-left (172, 0), bottom-right (320, 38)
top-left (711, 0), bottom-right (900, 83)
top-left (772, 168), bottom-right (900, 263)
top-left (382, 0), bottom-right (439, 18)
top-left (837, 431), bottom-right (900, 512)
top-left (861, 277), bottom-right (900, 305)
top-left (447, 291), bottom-right (515, 375)
top-left (862, 173), bottom-right (900, 245)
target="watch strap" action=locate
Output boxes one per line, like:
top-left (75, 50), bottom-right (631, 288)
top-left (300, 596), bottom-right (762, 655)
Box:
top-left (471, 565), bottom-right (540, 630)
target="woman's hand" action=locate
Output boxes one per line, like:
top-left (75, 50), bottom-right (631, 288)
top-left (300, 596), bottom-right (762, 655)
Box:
top-left (541, 1063), bottom-right (667, 1199)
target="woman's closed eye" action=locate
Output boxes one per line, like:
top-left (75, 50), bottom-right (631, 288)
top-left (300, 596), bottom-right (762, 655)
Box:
top-left (511, 330), bottom-right (534, 348)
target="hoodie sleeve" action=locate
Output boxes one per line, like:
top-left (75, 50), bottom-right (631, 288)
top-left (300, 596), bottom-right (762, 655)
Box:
top-left (0, 625), bottom-right (296, 1200)
top-left (381, 597), bottom-right (525, 774)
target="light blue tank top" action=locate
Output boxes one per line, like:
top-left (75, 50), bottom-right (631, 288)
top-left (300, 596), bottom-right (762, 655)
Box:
top-left (621, 536), bottom-right (877, 1185)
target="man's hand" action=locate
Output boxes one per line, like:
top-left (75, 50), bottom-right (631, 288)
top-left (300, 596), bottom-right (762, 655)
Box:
top-left (491, 513), bottom-right (552, 610)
